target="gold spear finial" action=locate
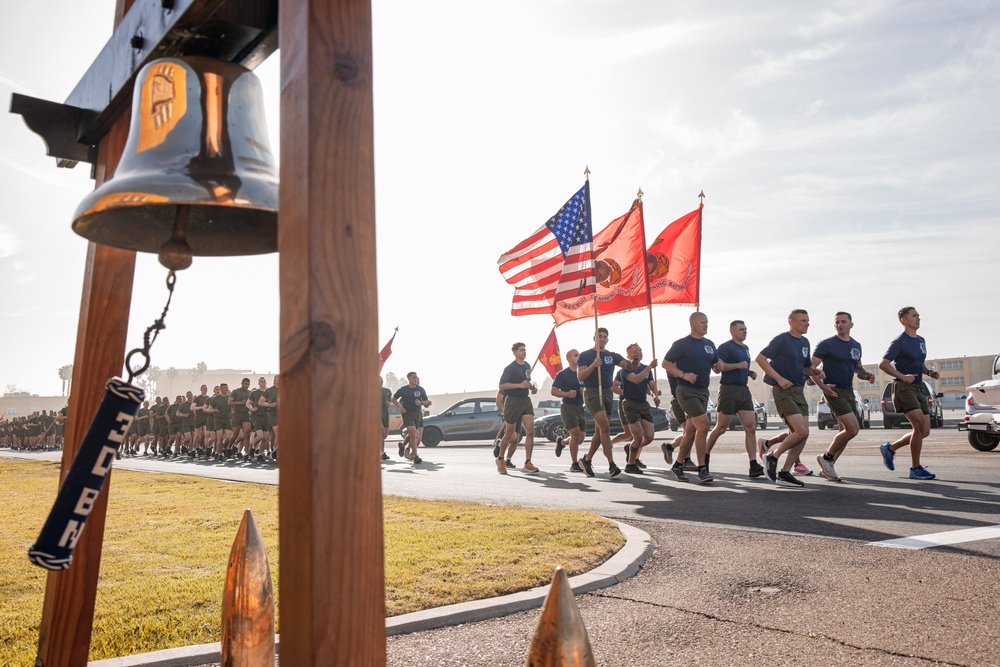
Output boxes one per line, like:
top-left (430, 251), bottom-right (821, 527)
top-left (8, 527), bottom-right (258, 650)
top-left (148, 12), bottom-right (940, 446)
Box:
top-left (524, 566), bottom-right (596, 666)
top-left (221, 509), bottom-right (275, 666)
top-left (584, 166), bottom-right (591, 179)
top-left (636, 187), bottom-right (644, 199)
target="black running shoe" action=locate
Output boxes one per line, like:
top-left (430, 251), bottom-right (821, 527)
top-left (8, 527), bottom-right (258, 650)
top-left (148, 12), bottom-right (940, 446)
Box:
top-left (555, 438), bottom-right (564, 458)
top-left (624, 463), bottom-right (642, 474)
top-left (696, 466), bottom-right (713, 484)
top-left (671, 463), bottom-right (688, 482)
top-left (580, 456), bottom-right (595, 477)
top-left (609, 464), bottom-right (622, 478)
top-left (764, 454), bottom-right (778, 482)
top-left (492, 442), bottom-right (501, 459)
top-left (749, 461), bottom-right (765, 478)
top-left (776, 471), bottom-right (805, 488)
top-left (398, 441), bottom-right (405, 458)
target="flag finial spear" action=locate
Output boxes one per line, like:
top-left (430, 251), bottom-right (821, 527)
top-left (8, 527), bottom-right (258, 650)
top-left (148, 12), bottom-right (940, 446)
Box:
top-left (584, 166), bottom-right (591, 180)
top-left (636, 187), bottom-right (644, 199)
top-left (698, 190), bottom-right (705, 208)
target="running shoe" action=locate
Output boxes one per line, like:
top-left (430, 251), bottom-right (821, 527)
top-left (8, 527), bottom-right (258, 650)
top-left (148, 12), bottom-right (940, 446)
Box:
top-left (757, 438), bottom-right (768, 463)
top-left (816, 454), bottom-right (840, 482)
top-left (661, 443), bottom-right (674, 465)
top-left (635, 459), bottom-right (647, 469)
top-left (670, 463), bottom-right (688, 482)
top-left (748, 461), bottom-right (765, 478)
top-left (505, 458), bottom-right (515, 469)
top-left (412, 456), bottom-right (423, 464)
top-left (696, 467), bottom-right (713, 484)
top-left (523, 461), bottom-right (539, 474)
top-left (569, 462), bottom-right (583, 473)
top-left (879, 442), bottom-right (895, 471)
top-left (381, 452), bottom-right (390, 461)
top-left (624, 463), bottom-right (643, 474)
top-left (398, 441), bottom-right (405, 458)
top-left (496, 457), bottom-right (508, 475)
top-left (764, 454), bottom-right (778, 482)
top-left (682, 458), bottom-right (699, 472)
top-left (492, 441), bottom-right (501, 459)
top-left (776, 471), bottom-right (805, 488)
top-left (580, 456), bottom-right (595, 477)
top-left (909, 465), bottom-right (936, 480)
top-left (609, 464), bottom-right (622, 478)
top-left (792, 462), bottom-right (813, 476)
top-left (555, 438), bottom-right (564, 458)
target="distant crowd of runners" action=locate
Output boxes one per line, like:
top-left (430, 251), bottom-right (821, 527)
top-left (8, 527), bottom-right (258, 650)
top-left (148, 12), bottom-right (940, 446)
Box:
top-left (386, 306), bottom-right (941, 486)
top-left (2, 376), bottom-right (281, 465)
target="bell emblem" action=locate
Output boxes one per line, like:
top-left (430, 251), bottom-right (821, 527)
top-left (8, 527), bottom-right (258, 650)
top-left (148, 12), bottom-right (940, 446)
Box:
top-left (72, 56), bottom-right (278, 269)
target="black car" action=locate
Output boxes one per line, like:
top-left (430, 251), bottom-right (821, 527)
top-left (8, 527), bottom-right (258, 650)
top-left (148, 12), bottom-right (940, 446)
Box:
top-left (534, 401), bottom-right (670, 442)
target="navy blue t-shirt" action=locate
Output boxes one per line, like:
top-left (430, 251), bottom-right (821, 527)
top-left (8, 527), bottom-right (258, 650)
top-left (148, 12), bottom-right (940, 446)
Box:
top-left (552, 367), bottom-right (583, 406)
top-left (883, 332), bottom-right (927, 383)
top-left (577, 348), bottom-right (625, 389)
top-left (393, 385), bottom-right (426, 413)
top-left (759, 332), bottom-right (812, 387)
top-left (499, 360), bottom-right (531, 398)
top-left (664, 335), bottom-right (718, 389)
top-left (813, 336), bottom-right (862, 389)
top-left (717, 340), bottom-right (751, 386)
top-left (620, 364), bottom-right (652, 401)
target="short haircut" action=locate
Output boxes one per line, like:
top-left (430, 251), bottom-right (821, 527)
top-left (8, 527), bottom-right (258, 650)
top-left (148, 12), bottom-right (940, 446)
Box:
top-left (407, 371), bottom-right (417, 379)
top-left (730, 320), bottom-right (745, 329)
top-left (898, 306), bottom-right (916, 318)
top-left (689, 311), bottom-right (706, 322)
top-left (626, 343), bottom-right (640, 354)
top-left (835, 311), bottom-right (852, 321)
top-left (789, 309), bottom-right (808, 318)
top-left (597, 327), bottom-right (609, 335)
top-left (220, 383), bottom-right (228, 388)
top-left (512, 342), bottom-right (525, 352)
top-left (242, 377), bottom-right (250, 383)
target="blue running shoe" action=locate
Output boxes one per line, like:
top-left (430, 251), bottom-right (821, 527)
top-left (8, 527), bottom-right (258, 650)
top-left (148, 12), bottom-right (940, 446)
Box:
top-left (909, 465), bottom-right (935, 480)
top-left (879, 443), bottom-right (895, 471)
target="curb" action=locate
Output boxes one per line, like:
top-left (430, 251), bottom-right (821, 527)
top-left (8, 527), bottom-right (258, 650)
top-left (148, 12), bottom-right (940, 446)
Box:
top-left (88, 520), bottom-right (653, 666)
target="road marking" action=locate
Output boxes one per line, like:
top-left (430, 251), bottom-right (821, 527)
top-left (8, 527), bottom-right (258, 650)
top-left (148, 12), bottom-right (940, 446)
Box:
top-left (870, 525), bottom-right (1000, 550)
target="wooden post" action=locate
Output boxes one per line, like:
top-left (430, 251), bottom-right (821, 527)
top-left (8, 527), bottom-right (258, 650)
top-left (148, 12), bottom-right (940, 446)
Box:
top-left (278, 0), bottom-right (385, 665)
top-left (35, 4), bottom-right (137, 663)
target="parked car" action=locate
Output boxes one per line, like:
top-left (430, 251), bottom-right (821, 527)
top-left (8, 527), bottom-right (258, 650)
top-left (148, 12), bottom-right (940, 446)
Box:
top-left (668, 401), bottom-right (717, 431)
top-left (535, 399), bottom-right (562, 419)
top-left (880, 381), bottom-right (944, 428)
top-left (420, 397), bottom-right (505, 446)
top-left (387, 404), bottom-right (403, 433)
top-left (816, 390), bottom-right (872, 429)
top-left (726, 396), bottom-right (769, 431)
top-left (965, 392), bottom-right (1000, 418)
top-left (534, 401), bottom-right (670, 442)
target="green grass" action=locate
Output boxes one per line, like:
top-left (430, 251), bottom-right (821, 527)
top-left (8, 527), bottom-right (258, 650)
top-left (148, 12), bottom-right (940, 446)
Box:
top-left (1, 459), bottom-right (624, 665)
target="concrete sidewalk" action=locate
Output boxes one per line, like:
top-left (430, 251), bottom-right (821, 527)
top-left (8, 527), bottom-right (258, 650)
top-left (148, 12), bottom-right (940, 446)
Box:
top-left (91, 519), bottom-right (1000, 666)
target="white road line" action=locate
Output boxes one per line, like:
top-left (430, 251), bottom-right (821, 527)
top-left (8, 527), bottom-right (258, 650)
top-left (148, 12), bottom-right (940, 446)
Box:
top-left (869, 525), bottom-right (1000, 550)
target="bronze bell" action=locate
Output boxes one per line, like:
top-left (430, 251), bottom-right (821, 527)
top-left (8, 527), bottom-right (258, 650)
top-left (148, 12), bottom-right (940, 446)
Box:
top-left (72, 56), bottom-right (278, 270)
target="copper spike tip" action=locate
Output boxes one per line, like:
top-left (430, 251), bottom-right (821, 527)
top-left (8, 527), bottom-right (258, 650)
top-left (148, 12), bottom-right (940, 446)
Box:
top-left (584, 165), bottom-right (591, 177)
top-left (636, 187), bottom-right (644, 199)
top-left (524, 567), bottom-right (596, 666)
top-left (221, 509), bottom-right (275, 666)
top-left (698, 190), bottom-right (705, 201)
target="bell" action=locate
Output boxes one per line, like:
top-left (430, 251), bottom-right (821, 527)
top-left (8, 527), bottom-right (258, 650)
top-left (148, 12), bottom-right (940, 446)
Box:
top-left (72, 56), bottom-right (278, 270)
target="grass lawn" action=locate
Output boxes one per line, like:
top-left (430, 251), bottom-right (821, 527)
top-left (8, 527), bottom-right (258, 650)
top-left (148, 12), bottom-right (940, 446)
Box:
top-left (1, 458), bottom-right (624, 665)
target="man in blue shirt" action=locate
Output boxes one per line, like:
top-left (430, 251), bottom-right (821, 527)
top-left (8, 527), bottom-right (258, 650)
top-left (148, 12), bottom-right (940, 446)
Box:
top-left (878, 306), bottom-right (941, 480)
top-left (551, 349), bottom-right (585, 473)
top-left (392, 372), bottom-right (431, 465)
top-left (755, 309), bottom-right (825, 488)
top-left (497, 342), bottom-right (539, 474)
top-left (577, 327), bottom-right (635, 478)
top-left (662, 312), bottom-right (723, 484)
top-left (812, 312), bottom-right (876, 482)
top-left (706, 320), bottom-right (764, 478)
top-left (619, 343), bottom-right (660, 474)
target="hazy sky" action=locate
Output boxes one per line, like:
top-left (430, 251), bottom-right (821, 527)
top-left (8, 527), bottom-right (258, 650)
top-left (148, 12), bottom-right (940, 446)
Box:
top-left (1, 0), bottom-right (997, 399)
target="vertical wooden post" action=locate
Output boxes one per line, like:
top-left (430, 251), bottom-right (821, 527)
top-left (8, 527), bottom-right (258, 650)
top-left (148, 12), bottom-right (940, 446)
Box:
top-left (278, 0), bottom-right (385, 665)
top-left (35, 3), bottom-right (137, 662)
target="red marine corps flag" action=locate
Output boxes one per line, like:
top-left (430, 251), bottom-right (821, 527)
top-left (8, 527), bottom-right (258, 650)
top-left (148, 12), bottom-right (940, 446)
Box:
top-left (646, 206), bottom-right (702, 306)
top-left (498, 182), bottom-right (596, 316)
top-left (536, 327), bottom-right (563, 380)
top-left (552, 197), bottom-right (647, 325)
top-left (378, 328), bottom-right (397, 371)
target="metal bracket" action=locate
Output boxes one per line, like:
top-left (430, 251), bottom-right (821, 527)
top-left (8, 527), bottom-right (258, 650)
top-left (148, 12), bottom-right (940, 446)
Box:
top-left (9, 0), bottom-right (277, 169)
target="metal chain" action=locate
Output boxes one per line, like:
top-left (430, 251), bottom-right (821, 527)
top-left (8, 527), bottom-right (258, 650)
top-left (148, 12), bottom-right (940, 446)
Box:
top-left (125, 270), bottom-right (176, 384)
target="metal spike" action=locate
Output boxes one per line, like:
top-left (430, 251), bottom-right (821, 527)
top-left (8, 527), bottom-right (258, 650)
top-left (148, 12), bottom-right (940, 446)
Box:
top-left (221, 509), bottom-right (275, 666)
top-left (524, 567), bottom-right (596, 666)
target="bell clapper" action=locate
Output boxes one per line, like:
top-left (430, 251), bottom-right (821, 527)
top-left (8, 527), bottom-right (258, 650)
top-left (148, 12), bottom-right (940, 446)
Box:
top-left (158, 205), bottom-right (194, 271)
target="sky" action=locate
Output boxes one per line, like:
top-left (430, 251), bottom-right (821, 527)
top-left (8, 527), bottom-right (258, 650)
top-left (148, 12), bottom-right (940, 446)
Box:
top-left (1, 0), bottom-right (998, 399)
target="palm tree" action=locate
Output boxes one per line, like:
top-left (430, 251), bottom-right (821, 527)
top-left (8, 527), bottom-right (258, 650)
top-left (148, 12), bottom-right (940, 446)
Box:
top-left (146, 366), bottom-right (161, 400)
top-left (189, 361), bottom-right (208, 388)
top-left (58, 364), bottom-right (73, 396)
top-left (165, 367), bottom-right (178, 397)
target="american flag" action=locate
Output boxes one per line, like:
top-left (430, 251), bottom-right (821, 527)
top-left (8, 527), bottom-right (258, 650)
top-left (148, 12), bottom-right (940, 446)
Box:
top-left (498, 182), bottom-right (596, 316)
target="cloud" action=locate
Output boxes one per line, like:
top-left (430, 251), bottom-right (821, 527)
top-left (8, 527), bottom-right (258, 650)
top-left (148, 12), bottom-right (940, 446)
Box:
top-left (794, 1), bottom-right (889, 39)
top-left (736, 42), bottom-right (844, 85)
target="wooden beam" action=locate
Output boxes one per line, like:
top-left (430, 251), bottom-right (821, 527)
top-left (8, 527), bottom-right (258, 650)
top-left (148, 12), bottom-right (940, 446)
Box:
top-left (278, 0), bottom-right (385, 663)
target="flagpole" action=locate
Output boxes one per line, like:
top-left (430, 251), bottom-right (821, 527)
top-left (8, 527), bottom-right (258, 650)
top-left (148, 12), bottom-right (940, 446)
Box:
top-left (583, 168), bottom-right (603, 404)
top-left (695, 190), bottom-right (705, 310)
top-left (635, 188), bottom-right (660, 393)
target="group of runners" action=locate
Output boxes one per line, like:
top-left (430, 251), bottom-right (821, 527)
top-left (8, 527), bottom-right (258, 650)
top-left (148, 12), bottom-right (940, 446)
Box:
top-left (487, 306), bottom-right (940, 487)
top-left (2, 376), bottom-right (282, 464)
